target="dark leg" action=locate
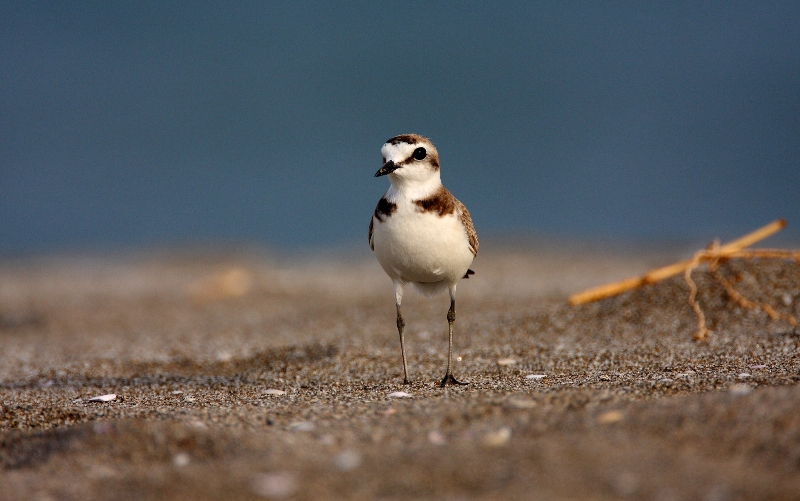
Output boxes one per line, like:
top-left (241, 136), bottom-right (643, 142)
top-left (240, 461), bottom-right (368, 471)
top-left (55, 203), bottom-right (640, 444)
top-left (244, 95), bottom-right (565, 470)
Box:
top-left (440, 297), bottom-right (467, 387)
top-left (397, 303), bottom-right (410, 384)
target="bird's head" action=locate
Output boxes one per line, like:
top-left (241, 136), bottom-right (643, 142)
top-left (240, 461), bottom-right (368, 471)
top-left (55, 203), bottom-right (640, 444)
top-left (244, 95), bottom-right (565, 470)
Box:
top-left (375, 134), bottom-right (441, 187)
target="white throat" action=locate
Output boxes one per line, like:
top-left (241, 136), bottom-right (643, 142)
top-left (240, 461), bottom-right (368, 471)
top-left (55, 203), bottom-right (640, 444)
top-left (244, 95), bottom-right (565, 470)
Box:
top-left (386, 171), bottom-right (442, 201)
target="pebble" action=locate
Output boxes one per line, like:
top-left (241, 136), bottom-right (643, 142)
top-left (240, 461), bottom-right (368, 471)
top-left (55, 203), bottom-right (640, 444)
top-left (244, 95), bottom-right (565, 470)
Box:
top-left (782, 293), bottom-right (792, 306)
top-left (172, 452), bottom-right (191, 467)
top-left (263, 389), bottom-right (287, 396)
top-left (427, 430), bottom-right (446, 445)
top-left (729, 384), bottom-right (752, 396)
top-left (483, 427), bottom-right (512, 447)
top-left (251, 471), bottom-right (296, 499)
top-left (737, 373), bottom-right (752, 379)
top-left (93, 422), bottom-right (115, 434)
top-left (184, 396), bottom-right (197, 403)
top-left (525, 374), bottom-right (546, 380)
top-left (597, 411), bottom-right (624, 424)
top-left (333, 450), bottom-right (362, 471)
top-left (387, 391), bottom-right (412, 398)
top-left (87, 394), bottom-right (116, 403)
top-left (497, 358), bottom-right (517, 366)
top-left (749, 364), bottom-right (767, 370)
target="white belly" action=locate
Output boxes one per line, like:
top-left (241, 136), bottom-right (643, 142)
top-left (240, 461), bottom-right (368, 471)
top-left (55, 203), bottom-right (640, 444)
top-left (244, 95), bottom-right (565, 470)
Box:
top-left (372, 207), bottom-right (474, 286)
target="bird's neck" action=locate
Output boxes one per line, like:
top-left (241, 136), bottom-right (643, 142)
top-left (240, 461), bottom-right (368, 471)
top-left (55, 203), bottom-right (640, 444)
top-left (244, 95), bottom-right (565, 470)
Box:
top-left (387, 174), bottom-right (442, 202)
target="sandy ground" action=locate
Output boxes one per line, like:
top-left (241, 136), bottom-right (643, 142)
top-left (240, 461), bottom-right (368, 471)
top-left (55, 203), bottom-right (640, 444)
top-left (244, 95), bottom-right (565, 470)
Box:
top-left (1, 241), bottom-right (799, 501)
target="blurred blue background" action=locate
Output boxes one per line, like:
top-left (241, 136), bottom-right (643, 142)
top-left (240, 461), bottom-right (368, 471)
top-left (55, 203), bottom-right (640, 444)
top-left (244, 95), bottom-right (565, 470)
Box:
top-left (2, 1), bottom-right (799, 255)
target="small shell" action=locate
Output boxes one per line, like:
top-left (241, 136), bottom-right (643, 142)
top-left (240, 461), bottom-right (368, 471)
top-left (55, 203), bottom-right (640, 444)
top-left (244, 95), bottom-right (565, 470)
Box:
top-left (597, 410), bottom-right (624, 424)
top-left (525, 374), bottom-right (546, 380)
top-left (427, 430), bottom-right (446, 445)
top-left (288, 421), bottom-right (315, 432)
top-left (263, 389), bottom-right (287, 396)
top-left (497, 358), bottom-right (517, 366)
top-left (251, 471), bottom-right (296, 499)
top-left (387, 391), bottom-right (412, 398)
top-left (333, 450), bottom-right (362, 471)
top-left (507, 398), bottom-right (537, 409)
top-left (729, 383), bottom-right (752, 396)
top-left (483, 427), bottom-right (512, 447)
top-left (87, 394), bottom-right (116, 403)
top-left (172, 452), bottom-right (191, 467)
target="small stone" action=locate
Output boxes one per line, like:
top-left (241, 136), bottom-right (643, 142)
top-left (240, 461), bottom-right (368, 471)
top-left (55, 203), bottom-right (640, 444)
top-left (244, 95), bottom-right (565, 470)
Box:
top-left (497, 358), bottom-right (517, 366)
top-left (782, 293), bottom-right (793, 306)
top-left (387, 391), bottom-right (412, 398)
top-left (288, 421), bottom-right (315, 432)
top-left (749, 364), bottom-right (767, 370)
top-left (251, 471), bottom-right (296, 499)
top-left (597, 410), bottom-right (624, 424)
top-left (483, 427), bottom-right (512, 447)
top-left (525, 374), bottom-right (546, 380)
top-left (263, 389), bottom-right (287, 396)
top-left (184, 396), bottom-right (196, 403)
top-left (614, 471), bottom-right (640, 496)
top-left (427, 430), bottom-right (446, 445)
top-left (87, 394), bottom-right (116, 403)
top-left (333, 449), bottom-right (362, 471)
top-left (171, 390), bottom-right (183, 395)
top-left (729, 384), bottom-right (752, 396)
top-left (172, 452), bottom-right (190, 467)
top-left (737, 373), bottom-right (752, 379)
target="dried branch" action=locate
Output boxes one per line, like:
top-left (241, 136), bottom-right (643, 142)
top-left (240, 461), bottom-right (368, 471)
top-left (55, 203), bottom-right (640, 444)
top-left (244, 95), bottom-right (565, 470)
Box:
top-left (568, 219), bottom-right (786, 306)
top-left (568, 219), bottom-right (799, 341)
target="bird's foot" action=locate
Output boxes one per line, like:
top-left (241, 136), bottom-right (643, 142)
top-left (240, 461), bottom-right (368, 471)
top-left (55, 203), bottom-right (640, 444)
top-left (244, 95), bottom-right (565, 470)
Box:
top-left (403, 378), bottom-right (411, 385)
top-left (440, 373), bottom-right (468, 387)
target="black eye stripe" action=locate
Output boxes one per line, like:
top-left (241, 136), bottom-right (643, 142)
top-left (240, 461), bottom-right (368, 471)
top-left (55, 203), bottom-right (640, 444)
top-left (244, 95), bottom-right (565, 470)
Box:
top-left (412, 147), bottom-right (427, 161)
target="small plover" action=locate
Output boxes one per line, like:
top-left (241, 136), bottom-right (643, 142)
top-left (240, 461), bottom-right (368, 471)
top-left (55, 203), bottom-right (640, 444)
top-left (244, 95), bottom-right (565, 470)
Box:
top-left (369, 134), bottom-right (478, 387)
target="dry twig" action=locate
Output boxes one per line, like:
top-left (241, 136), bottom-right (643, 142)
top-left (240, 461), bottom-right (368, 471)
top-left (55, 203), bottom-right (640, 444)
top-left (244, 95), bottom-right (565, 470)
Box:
top-left (568, 219), bottom-right (799, 340)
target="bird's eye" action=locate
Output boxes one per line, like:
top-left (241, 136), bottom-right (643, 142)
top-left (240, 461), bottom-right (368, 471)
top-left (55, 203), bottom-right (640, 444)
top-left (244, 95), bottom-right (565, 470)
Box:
top-left (412, 147), bottom-right (427, 161)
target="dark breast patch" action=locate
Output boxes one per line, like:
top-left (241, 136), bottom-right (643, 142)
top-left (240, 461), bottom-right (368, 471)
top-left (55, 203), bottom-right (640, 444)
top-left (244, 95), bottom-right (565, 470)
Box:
top-left (413, 186), bottom-right (456, 217)
top-left (373, 197), bottom-right (397, 222)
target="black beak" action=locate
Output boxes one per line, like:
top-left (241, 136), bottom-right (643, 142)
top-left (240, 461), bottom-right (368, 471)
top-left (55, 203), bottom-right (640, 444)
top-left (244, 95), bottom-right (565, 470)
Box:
top-left (374, 160), bottom-right (399, 177)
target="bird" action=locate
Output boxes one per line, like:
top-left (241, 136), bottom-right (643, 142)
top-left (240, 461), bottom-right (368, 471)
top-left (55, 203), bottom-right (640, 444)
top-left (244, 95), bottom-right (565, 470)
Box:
top-left (369, 134), bottom-right (478, 387)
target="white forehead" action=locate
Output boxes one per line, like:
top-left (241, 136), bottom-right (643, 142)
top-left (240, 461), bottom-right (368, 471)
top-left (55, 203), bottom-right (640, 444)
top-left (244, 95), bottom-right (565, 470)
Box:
top-left (381, 141), bottom-right (417, 162)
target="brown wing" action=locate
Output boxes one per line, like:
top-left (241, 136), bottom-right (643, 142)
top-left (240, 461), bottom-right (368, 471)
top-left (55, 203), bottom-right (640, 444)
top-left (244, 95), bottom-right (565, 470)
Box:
top-left (368, 217), bottom-right (374, 251)
top-left (455, 199), bottom-right (479, 256)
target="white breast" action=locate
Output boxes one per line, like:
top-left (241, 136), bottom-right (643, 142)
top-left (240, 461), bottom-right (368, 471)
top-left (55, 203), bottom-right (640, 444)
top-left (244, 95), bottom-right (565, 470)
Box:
top-left (371, 196), bottom-right (474, 287)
